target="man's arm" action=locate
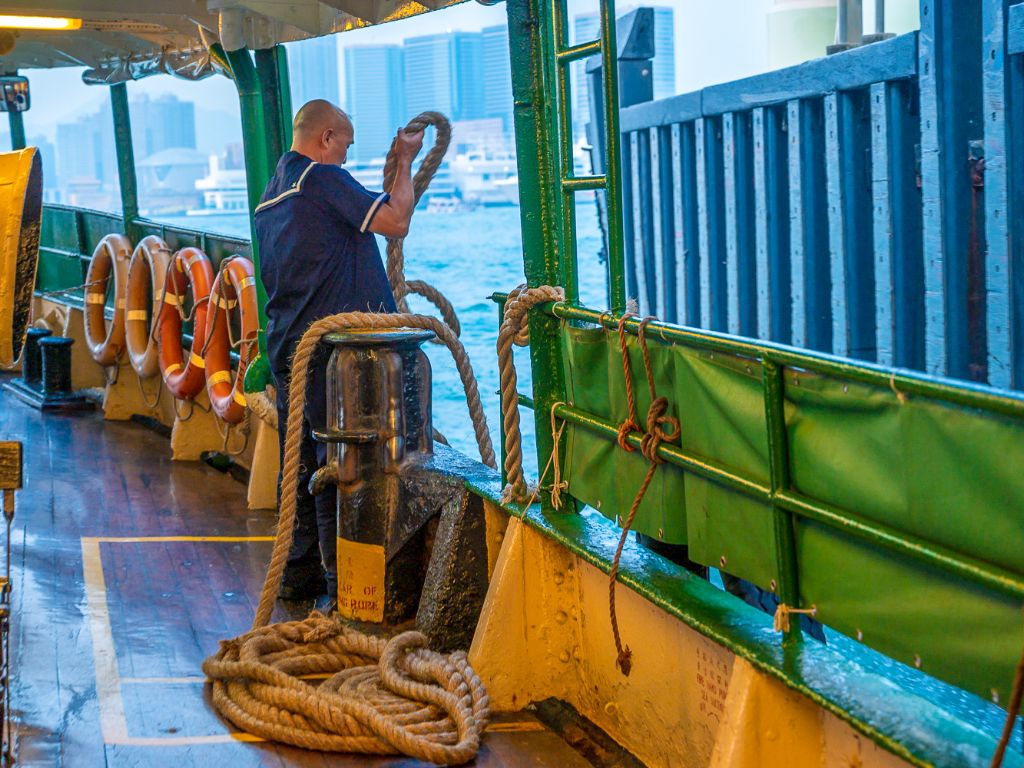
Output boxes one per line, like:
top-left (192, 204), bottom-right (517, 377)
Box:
top-left (369, 128), bottom-right (424, 239)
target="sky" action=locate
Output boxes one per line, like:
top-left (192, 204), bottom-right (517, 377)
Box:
top-left (17, 0), bottom-right (911, 145)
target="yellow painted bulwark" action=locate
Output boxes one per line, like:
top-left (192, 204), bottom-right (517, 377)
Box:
top-left (470, 514), bottom-right (916, 768)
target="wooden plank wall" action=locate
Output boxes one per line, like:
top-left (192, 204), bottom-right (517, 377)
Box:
top-left (617, 6), bottom-right (1024, 392)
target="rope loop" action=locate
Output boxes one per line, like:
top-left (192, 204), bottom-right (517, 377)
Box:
top-left (497, 284), bottom-right (565, 501)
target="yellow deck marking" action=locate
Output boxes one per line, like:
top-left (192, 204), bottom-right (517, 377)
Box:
top-left (81, 538), bottom-right (129, 743)
top-left (80, 536), bottom-right (275, 747)
top-left (485, 721), bottom-right (547, 733)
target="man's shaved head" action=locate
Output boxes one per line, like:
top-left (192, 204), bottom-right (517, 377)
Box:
top-left (293, 99), bottom-right (351, 137)
top-left (291, 99), bottom-right (354, 166)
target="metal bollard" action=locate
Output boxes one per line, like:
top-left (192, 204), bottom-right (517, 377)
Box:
top-left (20, 327), bottom-right (51, 388)
top-left (6, 335), bottom-right (93, 412)
top-left (39, 336), bottom-right (74, 395)
top-left (310, 328), bottom-right (436, 625)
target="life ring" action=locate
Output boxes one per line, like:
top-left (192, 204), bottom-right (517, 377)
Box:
top-left (204, 257), bottom-right (259, 424)
top-left (0, 147), bottom-right (42, 368)
top-left (124, 235), bottom-right (172, 378)
top-left (84, 233), bottom-right (132, 367)
top-left (157, 247), bottom-right (214, 400)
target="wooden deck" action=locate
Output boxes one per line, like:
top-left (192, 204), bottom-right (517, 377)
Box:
top-left (0, 377), bottom-right (610, 767)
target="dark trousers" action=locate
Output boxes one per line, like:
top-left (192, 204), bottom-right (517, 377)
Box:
top-left (274, 348), bottom-right (338, 594)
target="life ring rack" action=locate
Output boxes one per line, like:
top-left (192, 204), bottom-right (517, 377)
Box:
top-left (124, 235), bottom-right (172, 379)
top-left (83, 233), bottom-right (132, 367)
top-left (203, 256), bottom-right (259, 424)
top-left (157, 247), bottom-right (214, 400)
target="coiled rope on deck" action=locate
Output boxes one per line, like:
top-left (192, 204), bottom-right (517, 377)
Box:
top-left (204, 310), bottom-right (494, 763)
top-left (383, 112), bottom-right (462, 337)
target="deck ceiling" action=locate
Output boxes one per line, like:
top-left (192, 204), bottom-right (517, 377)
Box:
top-left (0, 0), bottom-right (464, 74)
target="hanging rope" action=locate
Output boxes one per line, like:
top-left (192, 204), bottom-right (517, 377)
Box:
top-left (496, 284), bottom-right (565, 501)
top-left (204, 311), bottom-right (494, 762)
top-left (608, 315), bottom-right (680, 676)
top-left (990, 643), bottom-right (1024, 768)
top-left (247, 385), bottom-right (278, 430)
top-left (383, 112), bottom-right (462, 337)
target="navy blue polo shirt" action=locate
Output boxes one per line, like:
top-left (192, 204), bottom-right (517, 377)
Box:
top-left (255, 151), bottom-right (397, 377)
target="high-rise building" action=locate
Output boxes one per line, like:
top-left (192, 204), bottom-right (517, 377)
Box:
top-left (289, 35), bottom-right (340, 110)
top-left (29, 135), bottom-right (57, 202)
top-left (130, 93), bottom-right (195, 159)
top-left (54, 101), bottom-right (119, 208)
top-left (344, 45), bottom-right (405, 163)
top-left (572, 5), bottom-right (677, 137)
top-left (403, 33), bottom-right (455, 120)
top-left (482, 25), bottom-right (514, 134)
top-left (403, 31), bottom-right (485, 124)
top-left (651, 6), bottom-right (676, 100)
top-left (453, 32), bottom-right (484, 122)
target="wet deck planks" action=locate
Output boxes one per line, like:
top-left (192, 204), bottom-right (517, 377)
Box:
top-left (0, 378), bottom-right (599, 767)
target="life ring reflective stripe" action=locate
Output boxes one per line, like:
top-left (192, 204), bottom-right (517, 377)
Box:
top-left (0, 148), bottom-right (42, 368)
top-left (204, 257), bottom-right (259, 424)
top-left (84, 233), bottom-right (132, 367)
top-left (124, 235), bottom-right (171, 379)
top-left (156, 247), bottom-right (214, 400)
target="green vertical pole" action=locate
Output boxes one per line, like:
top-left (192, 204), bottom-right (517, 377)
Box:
top-left (763, 360), bottom-right (802, 644)
top-left (109, 83), bottom-right (140, 240)
top-left (600, 0), bottom-right (626, 314)
top-left (508, 0), bottom-right (573, 512)
top-left (254, 46), bottom-right (292, 165)
top-left (8, 110), bottom-right (25, 151)
top-left (222, 44), bottom-right (274, 392)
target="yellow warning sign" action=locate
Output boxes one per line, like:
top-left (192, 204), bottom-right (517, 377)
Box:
top-left (336, 537), bottom-right (385, 622)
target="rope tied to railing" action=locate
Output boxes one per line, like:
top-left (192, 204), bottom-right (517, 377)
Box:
top-left (609, 315), bottom-right (680, 677)
top-left (496, 284), bottom-right (565, 501)
top-left (772, 603), bottom-right (817, 633)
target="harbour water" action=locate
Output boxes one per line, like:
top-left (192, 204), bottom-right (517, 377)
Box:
top-left (162, 203), bottom-right (607, 479)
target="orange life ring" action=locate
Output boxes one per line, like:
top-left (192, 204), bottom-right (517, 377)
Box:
top-left (124, 235), bottom-right (171, 379)
top-left (204, 257), bottom-right (259, 424)
top-left (84, 233), bottom-right (132, 366)
top-left (157, 247), bottom-right (214, 400)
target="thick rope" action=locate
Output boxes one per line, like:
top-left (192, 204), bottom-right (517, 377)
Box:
top-left (608, 316), bottom-right (680, 676)
top-left (496, 285), bottom-right (565, 500)
top-left (203, 614), bottom-right (490, 764)
top-left (383, 112), bottom-right (461, 337)
top-left (247, 385), bottom-right (278, 430)
top-left (990, 642), bottom-right (1024, 768)
top-left (205, 311), bottom-right (494, 761)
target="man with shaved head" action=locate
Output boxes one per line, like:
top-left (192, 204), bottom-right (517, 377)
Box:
top-left (256, 99), bottom-right (424, 606)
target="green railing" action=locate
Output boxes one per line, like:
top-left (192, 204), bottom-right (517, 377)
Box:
top-left (506, 0), bottom-right (1024, 716)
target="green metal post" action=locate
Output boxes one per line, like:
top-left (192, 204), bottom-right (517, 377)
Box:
top-left (600, 0), bottom-right (627, 313)
top-left (8, 110), bottom-right (25, 151)
top-left (222, 44), bottom-right (274, 392)
top-left (254, 46), bottom-right (292, 165)
top-left (507, 0), bottom-right (573, 512)
top-left (109, 83), bottom-right (140, 240)
top-left (552, 0), bottom-right (579, 304)
top-left (762, 361), bottom-right (802, 644)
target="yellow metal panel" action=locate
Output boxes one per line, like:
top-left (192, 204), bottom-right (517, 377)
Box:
top-left (0, 147), bottom-right (40, 367)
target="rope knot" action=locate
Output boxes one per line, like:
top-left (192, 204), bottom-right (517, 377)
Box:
top-left (640, 396), bottom-right (679, 463)
top-left (616, 419), bottom-right (640, 451)
top-left (616, 646), bottom-right (633, 677)
top-left (772, 603), bottom-right (817, 633)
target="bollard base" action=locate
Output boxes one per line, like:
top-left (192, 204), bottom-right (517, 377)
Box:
top-left (3, 378), bottom-right (95, 412)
